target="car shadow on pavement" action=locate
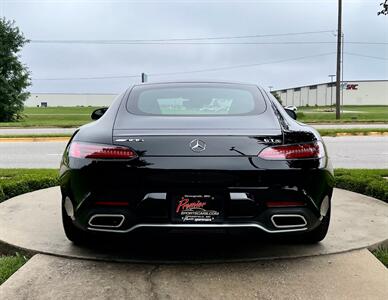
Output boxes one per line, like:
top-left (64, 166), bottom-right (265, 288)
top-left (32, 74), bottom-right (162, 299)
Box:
top-left (72, 229), bottom-right (320, 263)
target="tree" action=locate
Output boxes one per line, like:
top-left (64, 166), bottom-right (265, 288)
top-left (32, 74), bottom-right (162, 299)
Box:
top-left (0, 18), bottom-right (30, 122)
top-left (378, 0), bottom-right (388, 15)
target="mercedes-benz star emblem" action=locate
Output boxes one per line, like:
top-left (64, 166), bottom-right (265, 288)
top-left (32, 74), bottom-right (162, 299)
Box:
top-left (189, 139), bottom-right (206, 152)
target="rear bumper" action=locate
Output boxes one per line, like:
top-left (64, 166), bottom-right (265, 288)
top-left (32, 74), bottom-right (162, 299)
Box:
top-left (60, 156), bottom-right (334, 235)
top-left (87, 222), bottom-right (309, 234)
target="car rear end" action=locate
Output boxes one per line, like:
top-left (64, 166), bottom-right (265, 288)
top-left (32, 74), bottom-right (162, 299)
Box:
top-left (60, 83), bottom-right (333, 241)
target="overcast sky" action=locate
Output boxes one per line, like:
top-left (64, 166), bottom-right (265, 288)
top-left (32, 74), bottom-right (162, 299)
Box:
top-left (1, 0), bottom-right (388, 93)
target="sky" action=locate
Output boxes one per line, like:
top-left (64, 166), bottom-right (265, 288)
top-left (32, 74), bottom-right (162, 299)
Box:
top-left (1, 0), bottom-right (388, 93)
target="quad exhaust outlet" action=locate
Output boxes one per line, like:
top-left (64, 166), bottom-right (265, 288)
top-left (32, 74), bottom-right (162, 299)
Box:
top-left (271, 214), bottom-right (307, 229)
top-left (88, 214), bottom-right (125, 228)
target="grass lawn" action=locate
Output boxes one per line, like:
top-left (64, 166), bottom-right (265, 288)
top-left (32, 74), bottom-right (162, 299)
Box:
top-left (0, 254), bottom-right (28, 285)
top-left (0, 105), bottom-right (387, 128)
top-left (297, 105), bottom-right (388, 123)
top-left (0, 106), bottom-right (99, 128)
top-left (373, 248), bottom-right (388, 267)
top-left (317, 128), bottom-right (388, 136)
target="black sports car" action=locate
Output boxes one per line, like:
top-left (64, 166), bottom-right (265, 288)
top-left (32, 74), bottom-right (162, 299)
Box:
top-left (60, 82), bottom-right (333, 244)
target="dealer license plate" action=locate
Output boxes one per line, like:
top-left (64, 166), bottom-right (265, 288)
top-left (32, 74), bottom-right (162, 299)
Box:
top-left (171, 194), bottom-right (223, 223)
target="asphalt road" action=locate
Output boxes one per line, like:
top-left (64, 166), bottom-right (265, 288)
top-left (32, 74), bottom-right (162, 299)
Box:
top-left (0, 128), bottom-right (75, 135)
top-left (0, 136), bottom-right (387, 168)
top-left (1, 123), bottom-right (388, 136)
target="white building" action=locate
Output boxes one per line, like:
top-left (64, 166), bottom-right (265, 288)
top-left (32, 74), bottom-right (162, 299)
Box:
top-left (25, 93), bottom-right (118, 107)
top-left (25, 80), bottom-right (388, 107)
top-left (274, 80), bottom-right (388, 107)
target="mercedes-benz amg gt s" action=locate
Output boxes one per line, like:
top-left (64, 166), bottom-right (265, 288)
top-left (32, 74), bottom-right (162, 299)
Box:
top-left (60, 82), bottom-right (333, 244)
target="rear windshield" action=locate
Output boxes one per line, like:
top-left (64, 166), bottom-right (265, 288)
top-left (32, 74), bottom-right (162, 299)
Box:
top-left (126, 83), bottom-right (266, 116)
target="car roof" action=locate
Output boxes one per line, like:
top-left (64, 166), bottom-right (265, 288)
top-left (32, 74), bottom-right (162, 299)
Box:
top-left (131, 81), bottom-right (261, 88)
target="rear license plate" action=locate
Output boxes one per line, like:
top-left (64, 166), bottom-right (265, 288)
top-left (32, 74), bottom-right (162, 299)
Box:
top-left (171, 194), bottom-right (223, 223)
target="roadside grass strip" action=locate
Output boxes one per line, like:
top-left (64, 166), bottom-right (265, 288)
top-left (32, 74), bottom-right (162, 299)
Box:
top-left (317, 128), bottom-right (388, 137)
top-left (297, 105), bottom-right (388, 123)
top-left (373, 248), bottom-right (388, 267)
top-left (0, 253), bottom-right (28, 285)
top-left (0, 105), bottom-right (386, 128)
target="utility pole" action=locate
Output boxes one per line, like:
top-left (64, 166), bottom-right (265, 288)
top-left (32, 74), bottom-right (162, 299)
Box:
top-left (328, 74), bottom-right (335, 107)
top-left (341, 33), bottom-right (344, 107)
top-left (335, 0), bottom-right (342, 119)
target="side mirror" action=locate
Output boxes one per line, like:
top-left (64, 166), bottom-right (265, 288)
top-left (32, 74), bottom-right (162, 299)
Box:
top-left (284, 108), bottom-right (297, 120)
top-left (91, 107), bottom-right (108, 120)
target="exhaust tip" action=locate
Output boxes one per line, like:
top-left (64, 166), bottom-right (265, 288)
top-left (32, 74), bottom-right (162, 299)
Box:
top-left (88, 214), bottom-right (125, 228)
top-left (271, 214), bottom-right (307, 229)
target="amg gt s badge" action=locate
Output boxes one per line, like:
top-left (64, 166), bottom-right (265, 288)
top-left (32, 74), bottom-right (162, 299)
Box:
top-left (189, 139), bottom-right (206, 152)
top-left (115, 138), bottom-right (144, 142)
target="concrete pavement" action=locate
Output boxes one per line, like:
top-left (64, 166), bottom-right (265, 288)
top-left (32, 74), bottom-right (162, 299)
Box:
top-left (1, 188), bottom-right (387, 263)
top-left (1, 250), bottom-right (388, 300)
top-left (0, 136), bottom-right (387, 168)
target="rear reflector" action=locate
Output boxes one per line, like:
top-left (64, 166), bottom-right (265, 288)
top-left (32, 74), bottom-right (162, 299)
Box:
top-left (258, 142), bottom-right (324, 160)
top-left (69, 142), bottom-right (137, 160)
top-left (266, 201), bottom-right (306, 207)
top-left (95, 201), bottom-right (129, 206)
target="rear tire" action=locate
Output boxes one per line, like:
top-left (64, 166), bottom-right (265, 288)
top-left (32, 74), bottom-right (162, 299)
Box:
top-left (301, 205), bottom-right (331, 243)
top-left (62, 204), bottom-right (89, 245)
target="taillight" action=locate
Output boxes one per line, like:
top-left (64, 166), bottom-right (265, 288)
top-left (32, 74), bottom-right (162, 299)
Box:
top-left (258, 142), bottom-right (324, 160)
top-left (69, 142), bottom-right (137, 160)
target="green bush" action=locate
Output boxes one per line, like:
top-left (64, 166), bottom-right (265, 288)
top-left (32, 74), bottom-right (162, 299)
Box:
top-left (0, 169), bottom-right (58, 202)
top-left (334, 169), bottom-right (388, 203)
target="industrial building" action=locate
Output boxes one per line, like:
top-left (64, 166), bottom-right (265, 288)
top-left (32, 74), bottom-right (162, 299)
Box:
top-left (274, 80), bottom-right (388, 107)
top-left (25, 80), bottom-right (387, 107)
top-left (25, 93), bottom-right (118, 107)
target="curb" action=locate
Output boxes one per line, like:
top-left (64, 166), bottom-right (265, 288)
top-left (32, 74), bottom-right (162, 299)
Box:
top-left (330, 132), bottom-right (388, 137)
top-left (0, 137), bottom-right (70, 142)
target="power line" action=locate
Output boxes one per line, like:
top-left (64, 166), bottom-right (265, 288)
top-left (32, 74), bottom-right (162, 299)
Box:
top-left (344, 52), bottom-right (388, 61)
top-left (33, 74), bottom-right (140, 81)
top-left (29, 30), bottom-right (334, 44)
top-left (149, 52), bottom-right (335, 76)
top-left (31, 51), bottom-right (387, 82)
top-left (28, 40), bottom-right (388, 45)
top-left (32, 52), bottom-right (335, 81)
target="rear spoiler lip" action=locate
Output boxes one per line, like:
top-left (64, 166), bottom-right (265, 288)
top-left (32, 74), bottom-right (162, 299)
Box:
top-left (112, 129), bottom-right (283, 137)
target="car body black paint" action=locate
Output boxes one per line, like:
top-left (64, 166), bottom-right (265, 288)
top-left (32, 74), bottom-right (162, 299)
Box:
top-left (60, 82), bottom-right (334, 243)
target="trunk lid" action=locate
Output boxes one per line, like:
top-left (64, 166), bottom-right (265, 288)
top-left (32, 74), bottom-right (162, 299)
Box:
top-left (113, 114), bottom-right (282, 156)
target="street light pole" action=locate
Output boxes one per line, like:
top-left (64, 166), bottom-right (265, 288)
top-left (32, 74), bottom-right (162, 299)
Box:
top-left (335, 0), bottom-right (342, 119)
top-left (141, 73), bottom-right (148, 83)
